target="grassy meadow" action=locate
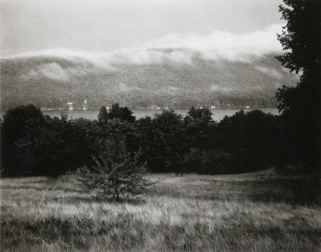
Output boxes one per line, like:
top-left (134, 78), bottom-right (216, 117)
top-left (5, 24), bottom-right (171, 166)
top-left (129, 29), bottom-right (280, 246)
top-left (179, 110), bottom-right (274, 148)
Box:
top-left (0, 170), bottom-right (320, 251)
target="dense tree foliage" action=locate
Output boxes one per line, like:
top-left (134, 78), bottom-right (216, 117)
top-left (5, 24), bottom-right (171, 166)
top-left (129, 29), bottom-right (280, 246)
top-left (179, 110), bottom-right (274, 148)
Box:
top-left (98, 106), bottom-right (109, 125)
top-left (185, 106), bottom-right (212, 126)
top-left (215, 110), bottom-right (280, 170)
top-left (1, 105), bottom-right (45, 176)
top-left (276, 0), bottom-right (321, 170)
top-left (1, 104), bottom-right (281, 177)
top-left (137, 110), bottom-right (187, 173)
top-left (98, 103), bottom-right (135, 124)
top-left (277, 0), bottom-right (320, 75)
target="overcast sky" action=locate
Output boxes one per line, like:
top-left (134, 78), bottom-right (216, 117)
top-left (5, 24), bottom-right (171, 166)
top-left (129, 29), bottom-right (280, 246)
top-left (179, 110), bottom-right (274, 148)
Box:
top-left (0, 0), bottom-right (283, 57)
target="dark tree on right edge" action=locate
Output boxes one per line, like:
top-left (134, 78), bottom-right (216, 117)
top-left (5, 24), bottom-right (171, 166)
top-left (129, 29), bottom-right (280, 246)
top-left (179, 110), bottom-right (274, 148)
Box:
top-left (276, 0), bottom-right (321, 170)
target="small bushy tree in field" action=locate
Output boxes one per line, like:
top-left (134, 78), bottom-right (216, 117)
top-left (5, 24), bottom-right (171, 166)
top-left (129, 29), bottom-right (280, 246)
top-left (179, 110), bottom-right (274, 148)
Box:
top-left (77, 136), bottom-right (151, 202)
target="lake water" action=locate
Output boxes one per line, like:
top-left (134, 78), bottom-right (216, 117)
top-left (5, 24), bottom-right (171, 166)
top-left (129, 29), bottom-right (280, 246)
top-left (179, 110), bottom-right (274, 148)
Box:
top-left (1, 108), bottom-right (279, 122)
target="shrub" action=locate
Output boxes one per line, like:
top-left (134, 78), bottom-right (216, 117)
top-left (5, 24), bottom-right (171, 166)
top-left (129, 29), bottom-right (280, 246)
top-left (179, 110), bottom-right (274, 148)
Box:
top-left (77, 137), bottom-right (151, 202)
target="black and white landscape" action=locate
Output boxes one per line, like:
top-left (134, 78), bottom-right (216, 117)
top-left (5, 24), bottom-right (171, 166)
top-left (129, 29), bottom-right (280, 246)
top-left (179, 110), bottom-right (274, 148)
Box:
top-left (0, 0), bottom-right (320, 251)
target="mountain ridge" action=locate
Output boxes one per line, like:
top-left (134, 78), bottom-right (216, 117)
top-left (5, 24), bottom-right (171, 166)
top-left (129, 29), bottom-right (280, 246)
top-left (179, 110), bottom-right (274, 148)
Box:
top-left (0, 49), bottom-right (297, 109)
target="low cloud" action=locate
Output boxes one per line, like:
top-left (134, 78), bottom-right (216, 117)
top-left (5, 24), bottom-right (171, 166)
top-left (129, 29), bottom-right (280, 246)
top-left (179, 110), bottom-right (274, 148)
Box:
top-left (160, 86), bottom-right (180, 93)
top-left (143, 24), bottom-right (283, 62)
top-left (110, 24), bottom-right (283, 65)
top-left (255, 66), bottom-right (283, 79)
top-left (118, 82), bottom-right (141, 92)
top-left (22, 62), bottom-right (99, 81)
top-left (13, 24), bottom-right (284, 81)
top-left (210, 85), bottom-right (234, 93)
top-left (25, 63), bottom-right (69, 81)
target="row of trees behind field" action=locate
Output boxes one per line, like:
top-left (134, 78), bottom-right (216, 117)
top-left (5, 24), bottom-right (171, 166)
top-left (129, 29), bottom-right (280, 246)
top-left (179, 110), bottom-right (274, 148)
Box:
top-left (0, 103), bottom-right (289, 177)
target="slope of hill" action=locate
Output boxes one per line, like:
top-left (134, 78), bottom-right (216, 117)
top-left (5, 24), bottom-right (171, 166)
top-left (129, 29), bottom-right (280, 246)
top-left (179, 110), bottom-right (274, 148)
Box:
top-left (0, 48), bottom-right (297, 109)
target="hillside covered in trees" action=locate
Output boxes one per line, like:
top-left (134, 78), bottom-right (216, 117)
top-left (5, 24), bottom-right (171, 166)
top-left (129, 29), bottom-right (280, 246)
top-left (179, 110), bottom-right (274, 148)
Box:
top-left (1, 51), bottom-right (297, 109)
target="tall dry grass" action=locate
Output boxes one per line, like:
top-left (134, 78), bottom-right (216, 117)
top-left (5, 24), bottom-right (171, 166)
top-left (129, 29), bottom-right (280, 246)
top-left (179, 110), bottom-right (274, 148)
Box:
top-left (0, 171), bottom-right (320, 251)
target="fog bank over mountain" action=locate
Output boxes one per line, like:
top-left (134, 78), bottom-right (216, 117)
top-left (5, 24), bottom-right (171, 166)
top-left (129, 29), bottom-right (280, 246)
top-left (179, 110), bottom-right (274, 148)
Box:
top-left (1, 25), bottom-right (297, 109)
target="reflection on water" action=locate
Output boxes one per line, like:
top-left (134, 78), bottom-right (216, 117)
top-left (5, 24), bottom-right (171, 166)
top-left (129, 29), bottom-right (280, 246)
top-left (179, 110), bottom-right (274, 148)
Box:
top-left (1, 108), bottom-right (278, 122)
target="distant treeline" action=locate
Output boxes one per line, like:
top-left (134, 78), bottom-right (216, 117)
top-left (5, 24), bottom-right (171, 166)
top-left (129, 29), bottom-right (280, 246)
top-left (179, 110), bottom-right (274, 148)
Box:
top-left (1, 91), bottom-right (277, 111)
top-left (1, 103), bottom-right (296, 177)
